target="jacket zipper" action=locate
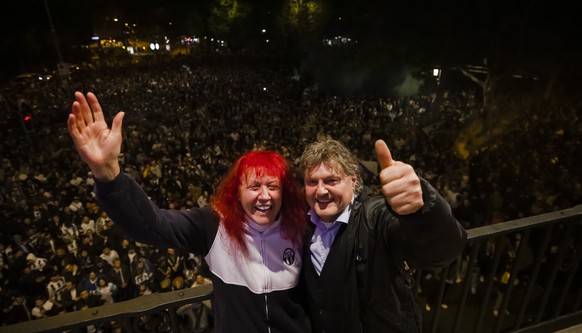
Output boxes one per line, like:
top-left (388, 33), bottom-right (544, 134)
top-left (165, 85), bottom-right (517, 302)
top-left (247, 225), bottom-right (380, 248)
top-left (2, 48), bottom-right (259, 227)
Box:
top-left (260, 231), bottom-right (271, 333)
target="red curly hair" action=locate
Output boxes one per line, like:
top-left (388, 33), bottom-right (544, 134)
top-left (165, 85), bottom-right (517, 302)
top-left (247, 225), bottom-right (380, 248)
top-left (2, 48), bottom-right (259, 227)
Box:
top-left (211, 150), bottom-right (307, 254)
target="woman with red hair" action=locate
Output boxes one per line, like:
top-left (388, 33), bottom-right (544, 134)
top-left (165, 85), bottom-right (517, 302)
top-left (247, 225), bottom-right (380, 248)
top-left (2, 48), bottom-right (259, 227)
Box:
top-left (67, 92), bottom-right (310, 333)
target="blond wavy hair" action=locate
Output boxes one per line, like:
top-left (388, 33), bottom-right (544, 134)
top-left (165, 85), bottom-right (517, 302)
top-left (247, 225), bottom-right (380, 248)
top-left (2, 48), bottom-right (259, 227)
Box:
top-left (299, 139), bottom-right (364, 194)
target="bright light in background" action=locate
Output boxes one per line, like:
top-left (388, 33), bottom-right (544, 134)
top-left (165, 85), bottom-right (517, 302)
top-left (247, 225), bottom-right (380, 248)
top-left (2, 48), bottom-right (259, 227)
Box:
top-left (150, 43), bottom-right (155, 50)
top-left (91, 36), bottom-right (99, 41)
top-left (261, 29), bottom-right (266, 34)
top-left (432, 68), bottom-right (441, 77)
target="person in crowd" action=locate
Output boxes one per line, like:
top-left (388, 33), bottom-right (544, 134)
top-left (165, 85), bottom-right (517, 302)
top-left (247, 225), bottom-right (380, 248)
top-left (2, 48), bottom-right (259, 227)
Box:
top-left (173, 275), bottom-right (209, 332)
top-left (26, 252), bottom-right (49, 273)
top-left (80, 270), bottom-right (103, 295)
top-left (45, 272), bottom-right (66, 307)
top-left (2, 292), bottom-right (33, 324)
top-left (60, 281), bottom-right (82, 312)
top-left (192, 273), bottom-right (214, 311)
top-left (95, 211), bottom-right (112, 239)
top-left (95, 277), bottom-right (117, 304)
top-left (76, 249), bottom-right (96, 275)
top-left (79, 215), bottom-right (96, 235)
top-left (165, 247), bottom-right (184, 280)
top-left (76, 288), bottom-right (103, 309)
top-left (108, 257), bottom-right (134, 302)
top-left (99, 246), bottom-right (120, 267)
top-left (49, 246), bottom-right (75, 273)
top-left (298, 139), bottom-right (468, 332)
top-left (31, 295), bottom-right (60, 319)
top-left (131, 257), bottom-right (157, 292)
top-left (67, 91), bottom-right (310, 332)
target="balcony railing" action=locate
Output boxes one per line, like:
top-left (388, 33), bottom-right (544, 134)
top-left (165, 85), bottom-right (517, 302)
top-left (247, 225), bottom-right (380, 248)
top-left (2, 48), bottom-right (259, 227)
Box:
top-left (0, 285), bottom-right (213, 333)
top-left (419, 204), bottom-right (582, 333)
top-left (1, 205), bottom-right (581, 333)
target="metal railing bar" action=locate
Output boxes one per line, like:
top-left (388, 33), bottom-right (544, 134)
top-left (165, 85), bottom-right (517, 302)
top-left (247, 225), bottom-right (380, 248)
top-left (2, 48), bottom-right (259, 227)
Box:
top-left (467, 206), bottom-right (582, 242)
top-left (0, 285), bottom-right (213, 333)
top-left (553, 229), bottom-right (582, 318)
top-left (493, 230), bottom-right (531, 333)
top-left (511, 311), bottom-right (582, 333)
top-left (429, 266), bottom-right (449, 333)
top-left (513, 224), bottom-right (554, 330)
top-left (534, 223), bottom-right (575, 324)
top-left (474, 236), bottom-right (507, 333)
top-left (452, 241), bottom-right (482, 333)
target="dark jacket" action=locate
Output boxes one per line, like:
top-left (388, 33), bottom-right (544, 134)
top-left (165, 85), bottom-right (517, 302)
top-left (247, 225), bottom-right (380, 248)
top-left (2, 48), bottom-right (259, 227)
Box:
top-left (94, 172), bottom-right (310, 333)
top-left (302, 180), bottom-right (468, 333)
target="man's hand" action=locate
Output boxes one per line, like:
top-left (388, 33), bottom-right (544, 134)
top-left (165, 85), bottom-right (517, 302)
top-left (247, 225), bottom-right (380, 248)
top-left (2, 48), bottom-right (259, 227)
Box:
top-left (375, 139), bottom-right (424, 215)
top-left (67, 92), bottom-right (124, 181)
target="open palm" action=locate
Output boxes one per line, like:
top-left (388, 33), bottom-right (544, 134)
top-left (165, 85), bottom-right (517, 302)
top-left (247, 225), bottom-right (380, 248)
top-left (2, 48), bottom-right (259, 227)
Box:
top-left (67, 92), bottom-right (124, 181)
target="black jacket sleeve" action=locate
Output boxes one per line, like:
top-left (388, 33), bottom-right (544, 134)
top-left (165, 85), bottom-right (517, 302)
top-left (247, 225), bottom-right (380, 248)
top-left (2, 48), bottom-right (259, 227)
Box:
top-left (94, 171), bottom-right (219, 256)
top-left (385, 179), bottom-right (468, 269)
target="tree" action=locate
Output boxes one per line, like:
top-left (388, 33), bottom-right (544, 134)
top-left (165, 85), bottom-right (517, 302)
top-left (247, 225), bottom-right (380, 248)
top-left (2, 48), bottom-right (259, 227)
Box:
top-left (207, 0), bottom-right (250, 42)
top-left (276, 0), bottom-right (326, 51)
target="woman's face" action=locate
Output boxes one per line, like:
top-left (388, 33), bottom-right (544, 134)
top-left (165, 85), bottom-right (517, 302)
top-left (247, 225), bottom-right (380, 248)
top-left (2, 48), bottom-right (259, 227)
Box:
top-left (238, 169), bottom-right (282, 226)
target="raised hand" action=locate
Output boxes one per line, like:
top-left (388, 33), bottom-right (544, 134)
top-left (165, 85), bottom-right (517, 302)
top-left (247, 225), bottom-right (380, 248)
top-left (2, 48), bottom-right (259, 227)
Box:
top-left (375, 139), bottom-right (424, 215)
top-left (67, 92), bottom-right (124, 181)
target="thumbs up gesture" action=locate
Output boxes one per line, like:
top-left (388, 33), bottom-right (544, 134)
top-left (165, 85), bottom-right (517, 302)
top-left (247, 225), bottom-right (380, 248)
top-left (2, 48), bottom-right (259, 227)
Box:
top-left (375, 139), bottom-right (424, 215)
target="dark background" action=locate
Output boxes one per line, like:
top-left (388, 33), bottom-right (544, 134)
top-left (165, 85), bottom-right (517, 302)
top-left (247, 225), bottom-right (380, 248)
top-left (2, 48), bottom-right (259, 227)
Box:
top-left (1, 0), bottom-right (580, 91)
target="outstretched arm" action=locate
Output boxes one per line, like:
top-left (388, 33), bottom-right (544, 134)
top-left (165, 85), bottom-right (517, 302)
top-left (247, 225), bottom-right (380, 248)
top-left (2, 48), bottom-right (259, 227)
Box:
top-left (67, 92), bottom-right (124, 181)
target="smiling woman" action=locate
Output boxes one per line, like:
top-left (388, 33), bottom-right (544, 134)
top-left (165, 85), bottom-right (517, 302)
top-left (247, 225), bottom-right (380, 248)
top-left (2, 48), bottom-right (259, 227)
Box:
top-left (67, 91), bottom-right (311, 332)
top-left (213, 150), bottom-right (306, 252)
top-left (238, 172), bottom-right (282, 226)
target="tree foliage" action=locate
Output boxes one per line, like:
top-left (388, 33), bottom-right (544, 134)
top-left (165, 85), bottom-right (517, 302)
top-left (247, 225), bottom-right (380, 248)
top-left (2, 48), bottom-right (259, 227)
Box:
top-left (208, 0), bottom-right (250, 40)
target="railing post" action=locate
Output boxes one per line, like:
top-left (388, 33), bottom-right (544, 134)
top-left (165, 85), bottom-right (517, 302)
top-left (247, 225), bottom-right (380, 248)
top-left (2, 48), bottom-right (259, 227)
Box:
top-left (513, 223), bottom-right (554, 330)
top-left (474, 235), bottom-right (506, 333)
top-left (452, 241), bottom-right (482, 333)
top-left (534, 222), bottom-right (576, 324)
top-left (493, 229), bottom-right (531, 333)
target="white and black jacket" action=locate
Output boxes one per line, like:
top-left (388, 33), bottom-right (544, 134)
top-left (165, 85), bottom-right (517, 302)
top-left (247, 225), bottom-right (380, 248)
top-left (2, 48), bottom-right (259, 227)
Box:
top-left (94, 172), bottom-right (310, 333)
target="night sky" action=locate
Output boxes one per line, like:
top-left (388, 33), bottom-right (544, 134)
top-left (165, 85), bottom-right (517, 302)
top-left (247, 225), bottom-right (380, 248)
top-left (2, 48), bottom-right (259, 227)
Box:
top-left (0, 0), bottom-right (580, 83)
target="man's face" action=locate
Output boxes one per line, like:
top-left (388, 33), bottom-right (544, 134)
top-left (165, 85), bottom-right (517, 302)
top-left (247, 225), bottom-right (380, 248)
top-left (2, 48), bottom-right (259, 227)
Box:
top-left (304, 163), bottom-right (355, 223)
top-left (238, 169), bottom-right (282, 226)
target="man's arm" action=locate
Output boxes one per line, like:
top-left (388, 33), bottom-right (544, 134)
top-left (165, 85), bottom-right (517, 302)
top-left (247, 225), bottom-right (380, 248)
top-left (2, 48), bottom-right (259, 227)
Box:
top-left (374, 139), bottom-right (467, 268)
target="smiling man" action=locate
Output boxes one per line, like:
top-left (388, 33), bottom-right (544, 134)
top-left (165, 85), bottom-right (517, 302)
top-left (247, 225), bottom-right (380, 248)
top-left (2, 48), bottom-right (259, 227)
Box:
top-left (299, 139), bottom-right (467, 333)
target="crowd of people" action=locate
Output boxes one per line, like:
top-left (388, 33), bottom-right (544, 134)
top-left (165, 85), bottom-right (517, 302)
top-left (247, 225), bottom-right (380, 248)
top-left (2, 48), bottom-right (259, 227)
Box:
top-left (0, 54), bottom-right (580, 329)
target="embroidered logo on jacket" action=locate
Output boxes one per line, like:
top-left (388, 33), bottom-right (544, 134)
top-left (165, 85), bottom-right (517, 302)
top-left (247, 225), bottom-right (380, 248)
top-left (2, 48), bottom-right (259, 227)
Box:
top-left (283, 248), bottom-right (295, 266)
